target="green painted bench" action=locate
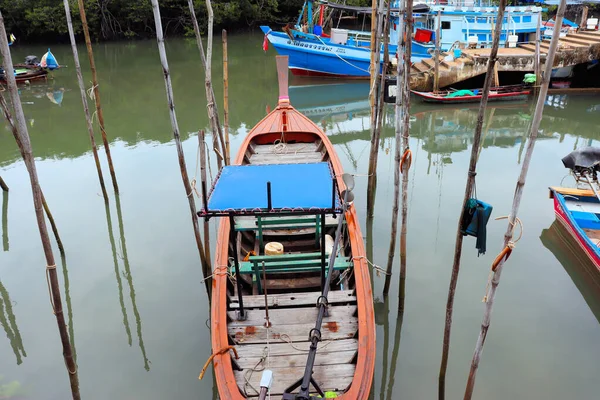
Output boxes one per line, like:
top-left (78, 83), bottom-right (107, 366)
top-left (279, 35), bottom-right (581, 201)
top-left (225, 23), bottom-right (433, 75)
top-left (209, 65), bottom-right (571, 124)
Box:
top-left (234, 252), bottom-right (353, 294)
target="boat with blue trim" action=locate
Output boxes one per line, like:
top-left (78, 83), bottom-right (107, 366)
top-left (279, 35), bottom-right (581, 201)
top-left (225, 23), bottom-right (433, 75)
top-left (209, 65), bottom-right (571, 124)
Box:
top-left (550, 147), bottom-right (600, 271)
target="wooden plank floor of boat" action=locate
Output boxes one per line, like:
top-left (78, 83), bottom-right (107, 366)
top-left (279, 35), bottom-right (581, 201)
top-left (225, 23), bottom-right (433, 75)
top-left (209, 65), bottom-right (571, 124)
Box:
top-left (228, 290), bottom-right (358, 397)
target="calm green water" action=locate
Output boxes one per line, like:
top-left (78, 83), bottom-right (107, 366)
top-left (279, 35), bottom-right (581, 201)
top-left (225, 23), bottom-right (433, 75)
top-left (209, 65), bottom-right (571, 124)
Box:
top-left (1, 34), bottom-right (599, 399)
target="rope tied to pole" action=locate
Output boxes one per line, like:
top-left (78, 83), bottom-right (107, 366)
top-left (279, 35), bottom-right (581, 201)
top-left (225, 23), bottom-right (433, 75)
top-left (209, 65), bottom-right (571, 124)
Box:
top-left (45, 264), bottom-right (57, 314)
top-left (483, 216), bottom-right (523, 302)
top-left (198, 345), bottom-right (239, 380)
top-left (400, 148), bottom-right (412, 174)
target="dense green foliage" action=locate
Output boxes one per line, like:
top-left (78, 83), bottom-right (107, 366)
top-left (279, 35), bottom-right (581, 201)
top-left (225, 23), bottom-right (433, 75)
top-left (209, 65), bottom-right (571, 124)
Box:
top-left (0, 0), bottom-right (367, 42)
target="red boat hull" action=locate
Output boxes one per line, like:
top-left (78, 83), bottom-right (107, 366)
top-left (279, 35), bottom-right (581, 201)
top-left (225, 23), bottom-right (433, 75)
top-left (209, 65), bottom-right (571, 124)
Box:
top-left (412, 89), bottom-right (531, 104)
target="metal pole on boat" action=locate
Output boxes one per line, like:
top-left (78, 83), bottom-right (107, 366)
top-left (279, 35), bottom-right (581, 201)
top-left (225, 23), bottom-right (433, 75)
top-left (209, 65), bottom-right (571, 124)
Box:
top-left (199, 130), bottom-right (212, 268)
top-left (437, 1), bottom-right (508, 399)
top-left (463, 1), bottom-right (568, 399)
top-left (62, 0), bottom-right (109, 203)
top-left (320, 212), bottom-right (326, 291)
top-left (229, 215), bottom-right (246, 320)
top-left (150, 0), bottom-right (212, 294)
top-left (76, 0), bottom-right (120, 195)
top-left (0, 11), bottom-right (80, 399)
top-left (583, 173), bottom-right (600, 203)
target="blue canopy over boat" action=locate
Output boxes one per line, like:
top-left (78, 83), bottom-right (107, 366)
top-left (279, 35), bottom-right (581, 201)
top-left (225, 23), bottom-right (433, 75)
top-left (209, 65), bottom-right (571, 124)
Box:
top-left (204, 162), bottom-right (339, 216)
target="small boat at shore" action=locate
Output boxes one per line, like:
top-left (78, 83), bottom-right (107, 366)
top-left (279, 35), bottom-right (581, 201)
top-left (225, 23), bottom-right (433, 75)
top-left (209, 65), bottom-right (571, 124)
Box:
top-left (200, 56), bottom-right (375, 399)
top-left (550, 147), bottom-right (600, 271)
top-left (0, 67), bottom-right (48, 84)
top-left (412, 84), bottom-right (531, 104)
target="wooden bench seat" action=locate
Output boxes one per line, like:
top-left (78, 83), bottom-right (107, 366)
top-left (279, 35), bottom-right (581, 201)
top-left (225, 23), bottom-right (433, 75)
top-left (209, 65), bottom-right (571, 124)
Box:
top-left (234, 252), bottom-right (353, 293)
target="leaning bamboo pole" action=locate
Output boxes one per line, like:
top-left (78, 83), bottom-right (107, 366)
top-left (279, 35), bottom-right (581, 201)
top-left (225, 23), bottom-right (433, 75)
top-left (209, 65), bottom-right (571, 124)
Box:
top-left (2, 191), bottom-right (7, 251)
top-left (76, 0), bottom-right (119, 195)
top-left (151, 0), bottom-right (211, 295)
top-left (437, 2), bottom-right (507, 399)
top-left (366, 0), bottom-right (386, 216)
top-left (0, 11), bottom-right (80, 399)
top-left (0, 175), bottom-right (7, 192)
top-left (0, 92), bottom-right (65, 255)
top-left (463, 1), bottom-right (567, 398)
top-left (62, 0), bottom-right (109, 203)
top-left (186, 0), bottom-right (227, 168)
top-left (384, 0), bottom-right (413, 297)
top-left (222, 30), bottom-right (230, 165)
top-left (199, 130), bottom-right (212, 269)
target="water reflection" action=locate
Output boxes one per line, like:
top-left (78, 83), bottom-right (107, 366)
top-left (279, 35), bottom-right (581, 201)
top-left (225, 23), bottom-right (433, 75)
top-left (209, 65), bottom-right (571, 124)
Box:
top-left (540, 221), bottom-right (600, 323)
top-left (0, 280), bottom-right (26, 365)
top-left (60, 254), bottom-right (78, 363)
top-left (2, 191), bottom-right (7, 251)
top-left (384, 308), bottom-right (404, 400)
top-left (104, 196), bottom-right (150, 371)
top-left (18, 84), bottom-right (66, 107)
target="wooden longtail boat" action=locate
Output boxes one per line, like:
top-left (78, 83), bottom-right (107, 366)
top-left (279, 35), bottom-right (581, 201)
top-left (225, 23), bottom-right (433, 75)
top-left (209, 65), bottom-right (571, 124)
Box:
top-left (200, 56), bottom-right (375, 399)
top-left (0, 67), bottom-right (48, 84)
top-left (549, 147), bottom-right (600, 272)
top-left (411, 84), bottom-right (531, 104)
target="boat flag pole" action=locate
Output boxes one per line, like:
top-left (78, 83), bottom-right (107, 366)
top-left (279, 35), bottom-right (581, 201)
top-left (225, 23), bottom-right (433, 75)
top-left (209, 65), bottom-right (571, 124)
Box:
top-left (282, 174), bottom-right (355, 400)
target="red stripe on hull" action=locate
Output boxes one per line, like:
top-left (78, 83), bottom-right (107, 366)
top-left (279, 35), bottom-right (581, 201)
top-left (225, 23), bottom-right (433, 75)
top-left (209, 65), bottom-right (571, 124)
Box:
top-left (553, 196), bottom-right (600, 271)
top-left (289, 68), bottom-right (368, 80)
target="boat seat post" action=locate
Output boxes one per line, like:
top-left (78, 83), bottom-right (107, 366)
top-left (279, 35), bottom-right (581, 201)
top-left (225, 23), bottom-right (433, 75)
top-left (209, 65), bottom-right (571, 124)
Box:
top-left (230, 215), bottom-right (247, 321)
top-left (320, 212), bottom-right (326, 291)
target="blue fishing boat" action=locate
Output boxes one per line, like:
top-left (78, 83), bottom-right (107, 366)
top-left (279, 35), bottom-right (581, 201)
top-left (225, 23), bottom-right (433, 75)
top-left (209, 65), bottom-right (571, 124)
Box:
top-left (262, 1), bottom-right (544, 78)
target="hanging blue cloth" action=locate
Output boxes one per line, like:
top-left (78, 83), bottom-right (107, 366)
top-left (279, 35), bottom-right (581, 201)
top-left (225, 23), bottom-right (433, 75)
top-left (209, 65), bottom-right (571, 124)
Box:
top-left (42, 48), bottom-right (59, 70)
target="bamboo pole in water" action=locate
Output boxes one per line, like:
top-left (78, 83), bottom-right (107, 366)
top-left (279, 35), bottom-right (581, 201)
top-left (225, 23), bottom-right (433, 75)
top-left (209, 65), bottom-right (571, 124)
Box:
top-left (369, 0), bottom-right (379, 115)
top-left (186, 0), bottom-right (227, 168)
top-left (437, 2), bottom-right (507, 399)
top-left (366, 0), bottom-right (385, 216)
top-left (199, 130), bottom-right (212, 269)
top-left (0, 175), bottom-right (7, 192)
top-left (62, 0), bottom-right (109, 203)
top-left (463, 2), bottom-right (567, 398)
top-left (535, 13), bottom-right (541, 96)
top-left (384, 0), bottom-right (413, 298)
top-left (222, 30), bottom-right (230, 165)
top-left (76, 0), bottom-right (119, 195)
top-left (0, 92), bottom-right (65, 255)
top-left (151, 0), bottom-right (211, 295)
top-left (2, 191), bottom-right (7, 251)
top-left (0, 11), bottom-right (80, 399)
top-left (434, 10), bottom-right (441, 92)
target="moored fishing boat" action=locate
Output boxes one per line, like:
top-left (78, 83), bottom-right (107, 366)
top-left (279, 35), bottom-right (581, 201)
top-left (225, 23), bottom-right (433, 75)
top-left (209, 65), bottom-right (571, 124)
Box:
top-left (0, 67), bottom-right (47, 84)
top-left (411, 84), bottom-right (531, 104)
top-left (550, 147), bottom-right (600, 272)
top-left (200, 56), bottom-right (375, 399)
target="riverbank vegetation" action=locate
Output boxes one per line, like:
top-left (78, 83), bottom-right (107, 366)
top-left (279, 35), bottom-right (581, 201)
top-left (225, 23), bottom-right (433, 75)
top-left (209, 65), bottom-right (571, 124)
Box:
top-left (1, 0), bottom-right (369, 42)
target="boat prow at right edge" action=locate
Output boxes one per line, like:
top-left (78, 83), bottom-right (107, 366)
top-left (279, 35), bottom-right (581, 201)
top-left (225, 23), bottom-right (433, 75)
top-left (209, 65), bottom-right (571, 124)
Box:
top-left (202, 55), bottom-right (375, 399)
top-left (550, 147), bottom-right (600, 271)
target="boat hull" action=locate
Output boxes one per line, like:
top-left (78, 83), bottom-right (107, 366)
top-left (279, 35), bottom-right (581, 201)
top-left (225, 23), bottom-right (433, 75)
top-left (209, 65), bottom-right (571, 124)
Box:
top-left (552, 188), bottom-right (600, 271)
top-left (412, 89), bottom-right (531, 104)
top-left (0, 69), bottom-right (48, 84)
top-left (211, 105), bottom-right (376, 399)
top-left (261, 26), bottom-right (431, 79)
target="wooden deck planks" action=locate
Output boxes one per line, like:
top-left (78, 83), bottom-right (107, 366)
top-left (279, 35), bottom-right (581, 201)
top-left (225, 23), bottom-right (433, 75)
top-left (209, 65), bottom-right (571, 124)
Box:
top-left (229, 321), bottom-right (358, 344)
top-left (235, 350), bottom-right (357, 369)
top-left (249, 152), bottom-right (324, 165)
top-left (229, 289), bottom-right (356, 309)
top-left (228, 305), bottom-right (357, 326)
top-left (233, 338), bottom-right (358, 358)
top-left (252, 142), bottom-right (319, 154)
top-left (235, 363), bottom-right (355, 397)
top-left (234, 214), bottom-right (340, 231)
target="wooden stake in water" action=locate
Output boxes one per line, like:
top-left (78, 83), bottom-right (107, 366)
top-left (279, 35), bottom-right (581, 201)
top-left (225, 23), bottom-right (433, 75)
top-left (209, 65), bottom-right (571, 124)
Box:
top-left (463, 1), bottom-right (567, 398)
top-left (535, 13), bottom-right (542, 96)
top-left (76, 0), bottom-right (119, 195)
top-left (0, 11), bottom-right (80, 399)
top-left (384, 0), bottom-right (413, 300)
top-left (62, 0), bottom-right (108, 203)
top-left (437, 2), bottom-right (507, 399)
top-left (2, 190), bottom-right (7, 251)
top-left (222, 30), bottom-right (230, 165)
top-left (150, 0), bottom-right (211, 294)
top-left (369, 0), bottom-right (379, 114)
top-left (186, 0), bottom-right (227, 168)
top-left (0, 175), bottom-right (7, 192)
top-left (434, 10), bottom-right (441, 92)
